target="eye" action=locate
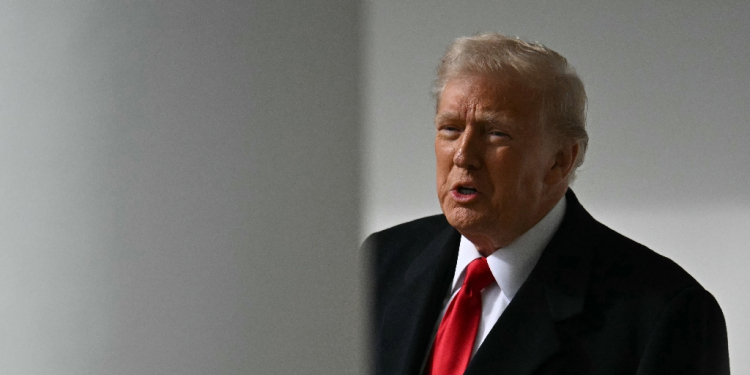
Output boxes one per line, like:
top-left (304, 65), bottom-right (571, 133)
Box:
top-left (437, 125), bottom-right (462, 138)
top-left (489, 130), bottom-right (510, 139)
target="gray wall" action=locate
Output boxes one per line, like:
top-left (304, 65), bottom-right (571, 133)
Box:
top-left (1, 1), bottom-right (364, 374)
top-left (363, 0), bottom-right (750, 372)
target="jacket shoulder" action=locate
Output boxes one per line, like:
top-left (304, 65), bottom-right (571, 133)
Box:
top-left (363, 215), bottom-right (457, 299)
top-left (556, 190), bottom-right (702, 299)
top-left (586, 223), bottom-right (728, 373)
top-left (591, 221), bottom-right (701, 297)
top-left (363, 214), bottom-right (452, 271)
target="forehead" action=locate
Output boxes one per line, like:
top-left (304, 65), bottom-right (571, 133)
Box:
top-left (436, 75), bottom-right (540, 121)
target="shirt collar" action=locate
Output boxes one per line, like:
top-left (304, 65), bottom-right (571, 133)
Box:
top-left (452, 196), bottom-right (567, 300)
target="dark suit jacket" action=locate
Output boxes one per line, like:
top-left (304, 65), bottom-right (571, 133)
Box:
top-left (365, 190), bottom-right (729, 375)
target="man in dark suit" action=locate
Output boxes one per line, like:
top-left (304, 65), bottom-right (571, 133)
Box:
top-left (365, 33), bottom-right (729, 375)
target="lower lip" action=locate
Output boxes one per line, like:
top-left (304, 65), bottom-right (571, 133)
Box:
top-left (451, 190), bottom-right (479, 203)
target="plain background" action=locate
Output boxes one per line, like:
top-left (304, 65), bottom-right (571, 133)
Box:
top-left (2, 0), bottom-right (748, 374)
top-left (363, 0), bottom-right (750, 373)
top-left (1, 1), bottom-right (364, 374)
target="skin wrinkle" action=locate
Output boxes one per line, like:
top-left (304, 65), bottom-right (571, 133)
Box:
top-left (435, 75), bottom-right (578, 256)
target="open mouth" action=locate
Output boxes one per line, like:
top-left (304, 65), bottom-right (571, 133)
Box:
top-left (456, 186), bottom-right (478, 195)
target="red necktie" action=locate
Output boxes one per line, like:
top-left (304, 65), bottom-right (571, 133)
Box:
top-left (426, 257), bottom-right (495, 375)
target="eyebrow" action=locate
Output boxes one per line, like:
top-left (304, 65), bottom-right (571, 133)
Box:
top-left (477, 111), bottom-right (509, 124)
top-left (434, 112), bottom-right (459, 124)
top-left (434, 111), bottom-right (513, 125)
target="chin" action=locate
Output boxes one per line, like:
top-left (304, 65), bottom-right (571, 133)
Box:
top-left (444, 207), bottom-right (489, 234)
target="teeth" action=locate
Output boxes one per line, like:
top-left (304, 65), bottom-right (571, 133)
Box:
top-left (457, 187), bottom-right (477, 195)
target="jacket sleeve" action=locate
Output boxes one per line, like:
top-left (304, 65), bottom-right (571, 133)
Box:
top-left (636, 286), bottom-right (730, 375)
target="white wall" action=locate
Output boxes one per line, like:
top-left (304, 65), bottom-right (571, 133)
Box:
top-left (0, 1), bottom-right (365, 374)
top-left (363, 0), bottom-right (749, 372)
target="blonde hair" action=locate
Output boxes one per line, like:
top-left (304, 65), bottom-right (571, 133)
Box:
top-left (433, 33), bottom-right (588, 182)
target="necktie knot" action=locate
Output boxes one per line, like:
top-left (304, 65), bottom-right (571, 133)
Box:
top-left (463, 257), bottom-right (495, 295)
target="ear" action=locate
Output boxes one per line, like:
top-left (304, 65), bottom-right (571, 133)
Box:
top-left (545, 141), bottom-right (579, 185)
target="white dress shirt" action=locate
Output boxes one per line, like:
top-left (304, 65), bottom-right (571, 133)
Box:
top-left (435, 196), bottom-right (567, 357)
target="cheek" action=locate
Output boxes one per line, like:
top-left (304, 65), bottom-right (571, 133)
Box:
top-left (508, 151), bottom-right (551, 193)
top-left (436, 168), bottom-right (450, 197)
top-left (435, 145), bottom-right (453, 178)
top-left (435, 143), bottom-right (451, 163)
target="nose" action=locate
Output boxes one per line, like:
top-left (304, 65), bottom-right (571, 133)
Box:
top-left (453, 128), bottom-right (482, 170)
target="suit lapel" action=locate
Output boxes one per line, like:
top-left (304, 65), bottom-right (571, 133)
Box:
top-left (466, 269), bottom-right (561, 375)
top-left (466, 190), bottom-right (598, 375)
top-left (380, 224), bottom-right (460, 375)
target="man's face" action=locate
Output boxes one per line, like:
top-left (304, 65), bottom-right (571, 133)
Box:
top-left (435, 75), bottom-right (560, 250)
